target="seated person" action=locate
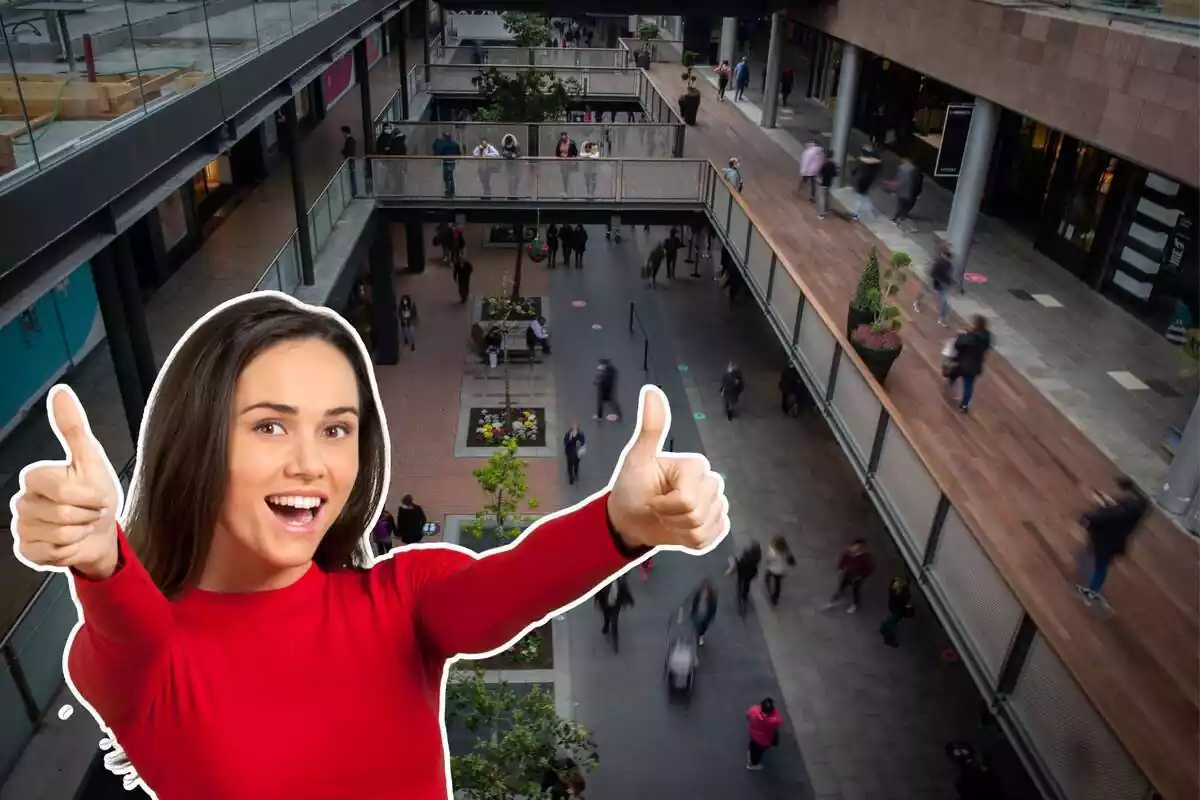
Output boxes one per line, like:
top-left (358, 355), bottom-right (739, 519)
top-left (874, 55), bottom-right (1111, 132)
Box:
top-left (526, 315), bottom-right (551, 354)
top-left (484, 325), bottom-right (504, 353)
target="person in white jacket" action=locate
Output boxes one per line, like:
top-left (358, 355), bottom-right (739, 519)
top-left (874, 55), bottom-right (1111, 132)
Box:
top-left (763, 536), bottom-right (796, 606)
top-left (472, 137), bottom-right (500, 196)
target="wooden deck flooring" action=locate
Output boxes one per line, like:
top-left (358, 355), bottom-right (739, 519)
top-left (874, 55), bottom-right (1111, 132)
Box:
top-left (646, 65), bottom-right (1199, 799)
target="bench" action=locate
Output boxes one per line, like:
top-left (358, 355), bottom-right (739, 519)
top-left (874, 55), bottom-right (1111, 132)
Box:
top-left (470, 322), bottom-right (542, 364)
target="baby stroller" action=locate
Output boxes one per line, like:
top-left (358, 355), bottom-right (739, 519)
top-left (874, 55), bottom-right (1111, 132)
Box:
top-left (663, 606), bottom-right (698, 703)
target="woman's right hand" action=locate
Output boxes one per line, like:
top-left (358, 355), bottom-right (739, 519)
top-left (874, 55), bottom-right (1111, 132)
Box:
top-left (11, 386), bottom-right (120, 581)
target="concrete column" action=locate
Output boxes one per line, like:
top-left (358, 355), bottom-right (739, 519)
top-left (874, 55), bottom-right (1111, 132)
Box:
top-left (396, 13), bottom-right (410, 120)
top-left (90, 244), bottom-right (146, 444)
top-left (1160, 396), bottom-right (1200, 532)
top-left (421, 0), bottom-right (431, 81)
top-left (354, 40), bottom-right (374, 196)
top-left (405, 221), bottom-right (425, 273)
top-left (628, 16), bottom-right (639, 35)
top-left (112, 232), bottom-right (158, 399)
top-left (369, 222), bottom-right (400, 365)
top-left (718, 17), bottom-right (736, 65)
top-left (279, 97), bottom-right (315, 285)
top-left (946, 97), bottom-right (1000, 272)
top-left (830, 42), bottom-right (860, 188)
top-left (761, 13), bottom-right (784, 129)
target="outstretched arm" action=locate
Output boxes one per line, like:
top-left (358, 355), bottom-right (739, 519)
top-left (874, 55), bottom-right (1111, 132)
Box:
top-left (413, 493), bottom-right (646, 660)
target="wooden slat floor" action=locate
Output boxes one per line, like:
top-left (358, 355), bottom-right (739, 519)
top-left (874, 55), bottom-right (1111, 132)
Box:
top-left (646, 65), bottom-right (1199, 799)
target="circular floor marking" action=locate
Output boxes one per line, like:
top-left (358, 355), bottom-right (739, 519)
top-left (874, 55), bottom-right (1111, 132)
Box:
top-left (572, 300), bottom-right (588, 308)
top-left (605, 414), bottom-right (620, 422)
top-left (57, 705), bottom-right (74, 721)
top-left (592, 323), bottom-right (603, 330)
top-left (677, 364), bottom-right (690, 372)
top-left (693, 412), bottom-right (707, 420)
top-left (963, 272), bottom-right (988, 284)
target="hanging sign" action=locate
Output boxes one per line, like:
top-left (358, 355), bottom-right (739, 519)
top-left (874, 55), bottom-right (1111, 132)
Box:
top-left (933, 103), bottom-right (975, 178)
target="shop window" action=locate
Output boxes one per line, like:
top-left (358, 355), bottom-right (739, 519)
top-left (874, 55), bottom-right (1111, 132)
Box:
top-left (1054, 152), bottom-right (1117, 254)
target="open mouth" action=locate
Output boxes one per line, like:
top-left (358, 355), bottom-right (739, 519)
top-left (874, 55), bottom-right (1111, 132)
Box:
top-left (265, 495), bottom-right (326, 530)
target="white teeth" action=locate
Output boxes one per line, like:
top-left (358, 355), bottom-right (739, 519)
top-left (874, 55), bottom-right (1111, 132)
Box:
top-left (267, 495), bottom-right (322, 509)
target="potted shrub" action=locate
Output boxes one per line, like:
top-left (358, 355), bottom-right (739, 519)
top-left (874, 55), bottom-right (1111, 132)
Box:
top-left (847, 246), bottom-right (881, 336)
top-left (850, 252), bottom-right (911, 383)
top-left (678, 53), bottom-right (701, 126)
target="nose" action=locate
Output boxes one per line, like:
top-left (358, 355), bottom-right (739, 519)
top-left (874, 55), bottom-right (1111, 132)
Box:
top-left (283, 432), bottom-right (326, 480)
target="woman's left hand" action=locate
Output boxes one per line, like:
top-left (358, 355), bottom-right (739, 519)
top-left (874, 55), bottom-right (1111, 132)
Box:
top-left (606, 386), bottom-right (729, 553)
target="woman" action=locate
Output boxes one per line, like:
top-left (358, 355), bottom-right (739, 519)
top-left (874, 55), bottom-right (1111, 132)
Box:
top-left (563, 422), bottom-right (586, 485)
top-left (500, 133), bottom-right (521, 198)
top-left (689, 578), bottom-right (718, 646)
top-left (714, 60), bottom-right (731, 101)
top-left (763, 535), bottom-right (795, 606)
top-left (546, 223), bottom-right (560, 268)
top-left (472, 137), bottom-right (500, 196)
top-left (948, 315), bottom-right (992, 412)
top-left (398, 294), bottom-right (418, 352)
top-left (572, 224), bottom-right (588, 269)
top-left (880, 575), bottom-right (914, 647)
top-left (746, 697), bottom-right (783, 771)
top-left (372, 508), bottom-right (396, 557)
top-left (11, 293), bottom-right (728, 799)
top-left (580, 141), bottom-right (601, 197)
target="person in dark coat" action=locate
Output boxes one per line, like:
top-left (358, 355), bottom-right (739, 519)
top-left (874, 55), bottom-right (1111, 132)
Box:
top-left (1075, 475), bottom-right (1148, 606)
top-left (947, 315), bottom-right (992, 412)
top-left (432, 132), bottom-right (461, 197)
top-left (689, 578), bottom-right (718, 646)
top-left (916, 245), bottom-right (955, 325)
top-left (455, 258), bottom-right (473, 304)
top-left (395, 495), bottom-right (427, 545)
top-left (663, 228), bottom-right (683, 279)
top-left (779, 67), bottom-right (795, 107)
top-left (727, 541), bottom-right (763, 616)
top-left (593, 358), bottom-right (622, 421)
top-left (879, 575), bottom-right (914, 647)
top-left (560, 224), bottom-right (575, 266)
top-left (646, 242), bottom-right (666, 289)
top-left (572, 224), bottom-right (588, 268)
top-left (850, 146), bottom-right (882, 221)
top-left (595, 575), bottom-right (635, 651)
top-left (779, 364), bottom-right (806, 415)
top-left (546, 223), bottom-right (560, 268)
top-left (720, 361), bottom-right (745, 420)
top-left (563, 422), bottom-right (586, 485)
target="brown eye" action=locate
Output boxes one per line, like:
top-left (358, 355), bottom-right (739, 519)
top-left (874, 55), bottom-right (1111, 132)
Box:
top-left (254, 421), bottom-right (285, 436)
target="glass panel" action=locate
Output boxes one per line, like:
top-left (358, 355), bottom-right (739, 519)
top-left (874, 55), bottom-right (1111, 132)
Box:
top-left (0, 661), bottom-right (35, 778)
top-left (727, 203), bottom-right (750, 261)
top-left (746, 229), bottom-right (773, 297)
top-left (711, 182), bottom-right (732, 236)
top-left (829, 353), bottom-right (881, 465)
top-left (281, 237), bottom-right (302, 295)
top-left (874, 424), bottom-right (941, 553)
top-left (620, 160), bottom-right (701, 201)
top-left (312, 193), bottom-right (332, 251)
top-left (581, 69), bottom-right (637, 96)
top-left (328, 167), bottom-right (346, 218)
top-left (927, 506), bottom-right (1023, 683)
top-left (797, 304), bottom-right (837, 392)
top-left (768, 262), bottom-right (802, 336)
top-left (10, 574), bottom-right (78, 710)
top-left (530, 158), bottom-right (617, 200)
top-left (604, 125), bottom-right (676, 158)
top-left (427, 65), bottom-right (482, 93)
top-left (1008, 635), bottom-right (1151, 800)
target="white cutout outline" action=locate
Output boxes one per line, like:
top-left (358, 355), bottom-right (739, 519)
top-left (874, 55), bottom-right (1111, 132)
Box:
top-left (9, 290), bottom-right (730, 798)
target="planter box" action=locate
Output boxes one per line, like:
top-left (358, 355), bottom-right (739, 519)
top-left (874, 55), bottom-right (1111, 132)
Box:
top-left (475, 625), bottom-right (554, 672)
top-left (481, 295), bottom-right (543, 322)
top-left (445, 681), bottom-right (555, 757)
top-left (466, 407), bottom-right (548, 448)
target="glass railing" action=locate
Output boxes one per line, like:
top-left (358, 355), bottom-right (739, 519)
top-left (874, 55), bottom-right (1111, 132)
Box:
top-left (253, 159), bottom-right (356, 292)
top-left (364, 157), bottom-right (710, 203)
top-left (617, 37), bottom-right (685, 63)
top-left (370, 120), bottom-right (683, 159)
top-left (421, 64), bottom-right (643, 97)
top-left (0, 0), bottom-right (360, 192)
top-left (440, 45), bottom-right (628, 68)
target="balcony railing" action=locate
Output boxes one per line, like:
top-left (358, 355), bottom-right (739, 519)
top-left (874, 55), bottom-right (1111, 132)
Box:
top-left (440, 45), bottom-right (628, 68)
top-left (370, 120), bottom-right (684, 159)
top-left (983, 0), bottom-right (1198, 28)
top-left (617, 37), bottom-right (685, 63)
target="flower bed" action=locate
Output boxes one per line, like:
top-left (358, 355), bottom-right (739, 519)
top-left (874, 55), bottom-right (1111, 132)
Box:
top-left (474, 626), bottom-right (555, 671)
top-left (481, 295), bottom-right (542, 321)
top-left (467, 407), bottom-right (547, 448)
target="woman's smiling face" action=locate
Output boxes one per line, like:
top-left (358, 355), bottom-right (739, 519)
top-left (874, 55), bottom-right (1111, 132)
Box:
top-left (201, 338), bottom-right (361, 592)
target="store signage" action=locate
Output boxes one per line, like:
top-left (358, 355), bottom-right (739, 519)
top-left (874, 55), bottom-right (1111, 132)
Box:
top-left (934, 103), bottom-right (975, 178)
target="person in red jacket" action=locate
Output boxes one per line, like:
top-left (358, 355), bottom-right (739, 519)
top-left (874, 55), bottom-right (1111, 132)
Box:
top-left (9, 293), bottom-right (731, 800)
top-left (746, 697), bottom-right (783, 770)
top-left (824, 538), bottom-right (875, 614)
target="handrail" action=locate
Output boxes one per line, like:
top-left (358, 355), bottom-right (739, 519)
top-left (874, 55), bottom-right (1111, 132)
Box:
top-left (982, 0), bottom-right (1200, 31)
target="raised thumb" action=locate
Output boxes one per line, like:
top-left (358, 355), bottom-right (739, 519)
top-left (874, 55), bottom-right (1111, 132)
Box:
top-left (49, 385), bottom-right (97, 476)
top-left (630, 385), bottom-right (670, 458)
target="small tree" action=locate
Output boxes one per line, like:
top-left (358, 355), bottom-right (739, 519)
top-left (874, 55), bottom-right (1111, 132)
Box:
top-left (472, 68), bottom-right (580, 123)
top-left (445, 665), bottom-right (599, 800)
top-left (482, 277), bottom-right (538, 428)
top-left (851, 246), bottom-right (882, 313)
top-left (464, 436), bottom-right (539, 540)
top-left (501, 11), bottom-right (552, 57)
top-left (854, 252), bottom-right (911, 349)
top-left (637, 20), bottom-right (661, 41)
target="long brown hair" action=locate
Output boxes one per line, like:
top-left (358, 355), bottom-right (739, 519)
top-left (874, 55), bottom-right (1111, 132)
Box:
top-left (124, 295), bottom-right (386, 597)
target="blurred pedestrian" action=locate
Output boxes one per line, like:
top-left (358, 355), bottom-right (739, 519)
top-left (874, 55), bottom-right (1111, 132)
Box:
top-left (1075, 476), bottom-right (1148, 608)
top-left (593, 358), bottom-right (622, 421)
top-left (689, 578), bottom-right (719, 646)
top-left (395, 494), bottom-right (427, 546)
top-left (727, 541), bottom-right (763, 616)
top-left (763, 536), bottom-right (796, 606)
top-left (824, 538), bottom-right (874, 614)
top-left (563, 422), bottom-right (586, 485)
top-left (595, 575), bottom-right (635, 652)
top-left (879, 575), bottom-right (914, 647)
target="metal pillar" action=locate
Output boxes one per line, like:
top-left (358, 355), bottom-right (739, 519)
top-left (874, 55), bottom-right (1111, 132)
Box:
top-left (831, 42), bottom-right (860, 189)
top-left (1160, 395), bottom-right (1200, 531)
top-left (396, 13), bottom-right (410, 121)
top-left (761, 13), bottom-right (784, 129)
top-left (112, 232), bottom-right (157, 400)
top-left (421, 0), bottom-right (431, 81)
top-left (91, 244), bottom-right (146, 444)
top-left (438, 4), bottom-right (446, 46)
top-left (405, 221), bottom-right (425, 273)
top-left (279, 97), bottom-right (315, 285)
top-left (369, 222), bottom-right (400, 365)
top-left (718, 17), bottom-right (736, 65)
top-left (946, 97), bottom-right (999, 272)
top-left (354, 40), bottom-right (374, 196)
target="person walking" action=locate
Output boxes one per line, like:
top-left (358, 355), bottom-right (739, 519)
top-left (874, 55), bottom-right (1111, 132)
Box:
top-left (850, 146), bottom-right (882, 221)
top-left (888, 156), bottom-right (923, 224)
top-left (397, 294), bottom-right (418, 352)
top-left (915, 245), bottom-right (955, 326)
top-left (824, 539), bottom-right (875, 614)
top-left (722, 157), bottom-right (744, 192)
top-left (341, 126), bottom-right (359, 195)
top-left (563, 422), bottom-right (586, 485)
top-left (472, 137), bottom-right (500, 197)
top-left (733, 56), bottom-right (750, 101)
top-left (763, 536), bottom-right (796, 606)
top-left (595, 575), bottom-right (635, 652)
top-left (546, 223), bottom-right (560, 268)
top-left (572, 224), bottom-right (588, 268)
top-left (714, 60), bottom-right (732, 101)
top-left (646, 241), bottom-right (666, 289)
top-left (1075, 476), bottom-right (1148, 608)
top-left (456, 258), bottom-right (473, 305)
top-left (560, 224), bottom-right (575, 267)
top-left (779, 364), bottom-right (807, 415)
top-left (371, 508), bottom-right (397, 557)
top-left (745, 698), bottom-right (783, 771)
top-left (816, 148), bottom-right (837, 221)
top-left (799, 140), bottom-right (824, 202)
top-left (720, 361), bottom-right (745, 421)
top-left (663, 228), bottom-right (683, 279)
top-left (432, 131), bottom-right (461, 197)
top-left (779, 67), bottom-right (794, 107)
top-left (500, 133), bottom-right (521, 198)
top-left (727, 541), bottom-right (763, 617)
top-left (689, 578), bottom-right (718, 647)
top-left (593, 358), bottom-right (622, 421)
top-left (946, 315), bottom-right (992, 413)
top-left (879, 575), bottom-right (914, 647)
top-left (395, 494), bottom-right (428, 546)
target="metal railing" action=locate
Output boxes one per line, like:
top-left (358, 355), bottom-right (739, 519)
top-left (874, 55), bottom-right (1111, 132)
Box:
top-left (617, 37), bottom-right (686, 63)
top-left (984, 0), bottom-right (1198, 28)
top-left (253, 160), bottom-right (356, 293)
top-left (370, 120), bottom-right (683, 159)
top-left (364, 157), bottom-right (711, 204)
top-left (439, 45), bottom-right (628, 68)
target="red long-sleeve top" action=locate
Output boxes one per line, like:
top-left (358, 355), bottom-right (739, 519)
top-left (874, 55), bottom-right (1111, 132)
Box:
top-left (67, 493), bottom-right (640, 799)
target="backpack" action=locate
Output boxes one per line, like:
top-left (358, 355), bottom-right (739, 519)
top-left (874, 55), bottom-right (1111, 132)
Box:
top-left (373, 512), bottom-right (395, 542)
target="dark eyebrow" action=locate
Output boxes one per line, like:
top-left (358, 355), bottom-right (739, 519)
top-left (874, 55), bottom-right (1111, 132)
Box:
top-left (240, 402), bottom-right (359, 417)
